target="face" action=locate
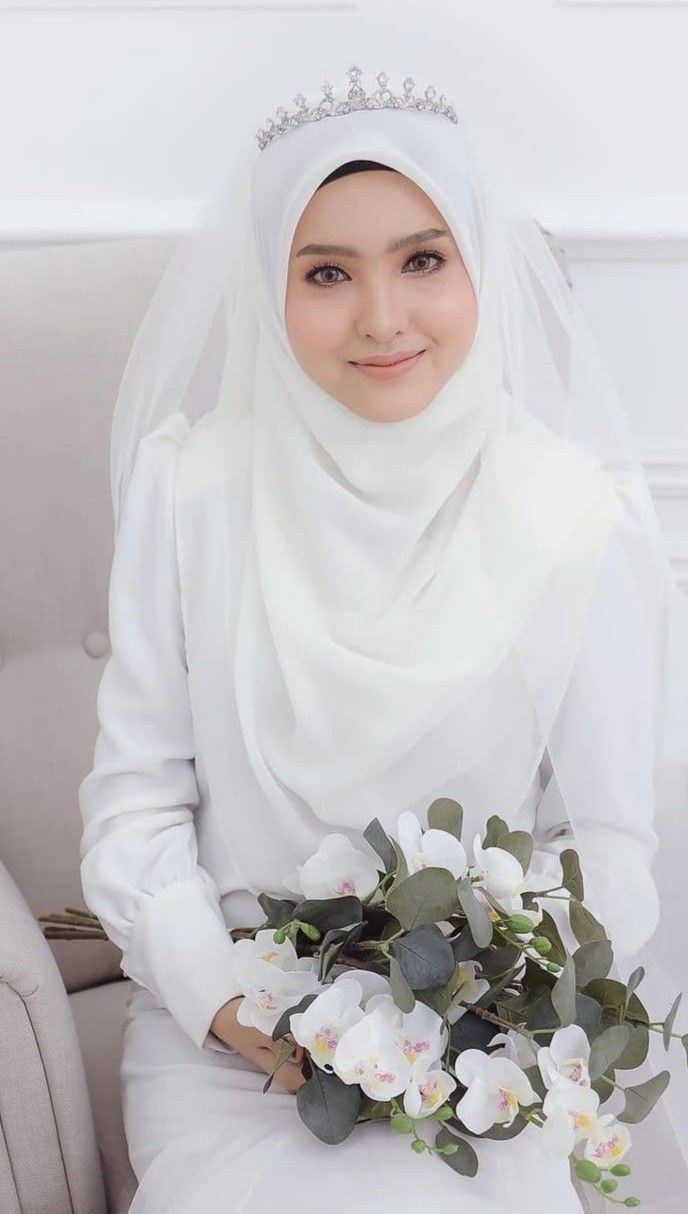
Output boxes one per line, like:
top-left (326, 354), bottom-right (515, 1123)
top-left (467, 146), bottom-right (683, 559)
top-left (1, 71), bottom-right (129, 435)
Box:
top-left (285, 169), bottom-right (478, 422)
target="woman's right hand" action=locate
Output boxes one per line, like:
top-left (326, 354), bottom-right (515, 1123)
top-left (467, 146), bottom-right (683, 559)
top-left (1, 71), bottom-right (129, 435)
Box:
top-left (210, 996), bottom-right (306, 1095)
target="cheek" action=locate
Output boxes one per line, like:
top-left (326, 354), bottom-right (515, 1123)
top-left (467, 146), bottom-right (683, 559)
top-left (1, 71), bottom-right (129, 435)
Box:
top-left (286, 285), bottom-right (348, 362)
top-left (427, 271), bottom-right (478, 353)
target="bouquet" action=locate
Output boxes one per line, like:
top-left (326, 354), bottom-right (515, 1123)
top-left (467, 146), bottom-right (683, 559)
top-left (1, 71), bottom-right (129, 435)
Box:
top-left (218, 802), bottom-right (686, 1209)
top-left (42, 800), bottom-right (686, 1208)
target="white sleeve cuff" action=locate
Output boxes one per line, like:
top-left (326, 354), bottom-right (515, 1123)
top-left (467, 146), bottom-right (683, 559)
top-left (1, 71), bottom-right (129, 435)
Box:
top-left (121, 872), bottom-right (245, 1052)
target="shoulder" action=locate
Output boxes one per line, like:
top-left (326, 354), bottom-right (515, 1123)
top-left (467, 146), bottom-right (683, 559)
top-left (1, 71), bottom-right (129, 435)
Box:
top-left (175, 409), bottom-right (251, 503)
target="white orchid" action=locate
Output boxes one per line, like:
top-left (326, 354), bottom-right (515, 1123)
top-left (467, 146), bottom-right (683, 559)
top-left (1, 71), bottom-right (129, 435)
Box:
top-left (332, 967), bottom-right (390, 1007)
top-left (284, 833), bottom-right (380, 900)
top-left (289, 978), bottom-right (366, 1071)
top-left (583, 1115), bottom-right (632, 1167)
top-left (540, 1084), bottom-right (601, 1158)
top-left (488, 1029), bottom-right (538, 1071)
top-left (446, 961), bottom-right (491, 1025)
top-left (397, 810), bottom-right (468, 880)
top-left (454, 1048), bottom-right (538, 1134)
top-left (232, 928), bottom-right (322, 1035)
top-left (472, 832), bottom-right (527, 903)
top-left (332, 1003), bottom-right (413, 1101)
top-left (537, 1025), bottom-right (592, 1091)
top-left (358, 993), bottom-right (448, 1077)
top-left (403, 1061), bottom-right (457, 1119)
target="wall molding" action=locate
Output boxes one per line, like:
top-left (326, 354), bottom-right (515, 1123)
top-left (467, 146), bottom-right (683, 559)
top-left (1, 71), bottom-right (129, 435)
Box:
top-left (0, 1), bottom-right (351, 9)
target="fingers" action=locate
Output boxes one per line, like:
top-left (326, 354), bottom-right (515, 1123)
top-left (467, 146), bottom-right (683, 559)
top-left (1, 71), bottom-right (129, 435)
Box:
top-left (254, 1046), bottom-right (306, 1096)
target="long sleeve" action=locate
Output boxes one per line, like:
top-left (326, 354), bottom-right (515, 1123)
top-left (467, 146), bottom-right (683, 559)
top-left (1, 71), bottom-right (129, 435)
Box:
top-left (78, 413), bottom-right (243, 1053)
top-left (533, 503), bottom-right (661, 962)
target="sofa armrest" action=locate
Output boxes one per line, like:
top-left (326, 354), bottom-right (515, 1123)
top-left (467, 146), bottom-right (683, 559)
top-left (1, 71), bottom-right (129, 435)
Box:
top-left (0, 858), bottom-right (106, 1214)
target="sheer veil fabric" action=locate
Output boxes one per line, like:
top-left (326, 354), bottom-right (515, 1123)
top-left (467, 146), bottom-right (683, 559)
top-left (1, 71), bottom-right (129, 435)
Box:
top-left (108, 65), bottom-right (688, 1202)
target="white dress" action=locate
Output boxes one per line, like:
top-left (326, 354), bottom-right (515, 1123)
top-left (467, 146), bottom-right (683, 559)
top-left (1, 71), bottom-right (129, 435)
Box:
top-left (78, 411), bottom-right (659, 1214)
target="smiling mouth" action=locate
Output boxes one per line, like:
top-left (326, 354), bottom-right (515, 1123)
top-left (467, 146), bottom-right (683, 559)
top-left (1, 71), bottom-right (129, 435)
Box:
top-left (350, 350), bottom-right (425, 367)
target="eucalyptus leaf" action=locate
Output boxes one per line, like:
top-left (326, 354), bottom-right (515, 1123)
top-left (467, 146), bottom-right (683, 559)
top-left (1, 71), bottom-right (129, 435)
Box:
top-left (389, 954), bottom-right (416, 1012)
top-left (573, 940), bottom-right (613, 988)
top-left (625, 966), bottom-right (645, 998)
top-left (386, 867), bottom-right (460, 930)
top-left (663, 993), bottom-right (682, 1051)
top-left (456, 878), bottom-right (493, 948)
top-left (614, 1023), bottom-right (649, 1072)
top-left (427, 797), bottom-right (464, 841)
top-left (588, 1026), bottom-right (631, 1080)
top-left (551, 955), bottom-right (576, 1027)
top-left (291, 895), bottom-right (363, 934)
top-left (257, 893), bottom-right (297, 928)
top-left (450, 1008), bottom-right (499, 1054)
top-left (617, 1071), bottom-right (671, 1124)
top-left (417, 975), bottom-right (457, 1017)
top-left (483, 815), bottom-right (510, 848)
top-left (434, 1128), bottom-right (479, 1175)
top-left (574, 994), bottom-right (603, 1040)
top-left (560, 849), bottom-right (585, 901)
top-left (296, 1068), bottom-right (362, 1143)
top-left (451, 925), bottom-right (483, 963)
top-left (391, 923), bottom-right (456, 990)
top-left (363, 817), bottom-right (396, 874)
top-left (389, 837), bottom-right (410, 890)
top-left (569, 899), bottom-right (607, 946)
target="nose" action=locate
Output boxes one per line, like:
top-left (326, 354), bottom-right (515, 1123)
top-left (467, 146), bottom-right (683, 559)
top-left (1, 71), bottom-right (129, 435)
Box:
top-left (354, 278), bottom-right (408, 343)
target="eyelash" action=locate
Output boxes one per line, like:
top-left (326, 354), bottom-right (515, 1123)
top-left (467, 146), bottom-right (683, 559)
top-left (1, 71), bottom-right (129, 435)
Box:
top-left (304, 248), bottom-right (447, 288)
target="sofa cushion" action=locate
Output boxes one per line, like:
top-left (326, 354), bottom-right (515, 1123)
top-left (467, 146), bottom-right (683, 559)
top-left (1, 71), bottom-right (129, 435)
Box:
top-left (70, 978), bottom-right (138, 1214)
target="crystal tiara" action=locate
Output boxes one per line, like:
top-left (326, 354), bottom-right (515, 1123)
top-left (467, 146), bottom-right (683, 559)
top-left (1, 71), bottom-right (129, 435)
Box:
top-left (255, 63), bottom-right (459, 152)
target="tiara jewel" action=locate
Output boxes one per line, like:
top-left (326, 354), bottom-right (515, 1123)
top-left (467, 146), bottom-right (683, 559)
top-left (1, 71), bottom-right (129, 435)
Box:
top-left (255, 63), bottom-right (459, 152)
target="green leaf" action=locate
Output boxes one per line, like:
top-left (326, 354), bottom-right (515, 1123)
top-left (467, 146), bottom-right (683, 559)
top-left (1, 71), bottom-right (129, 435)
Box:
top-left (625, 966), bottom-right (645, 997)
top-left (456, 878), bottom-right (493, 948)
top-left (617, 1071), bottom-right (671, 1124)
top-left (560, 849), bottom-right (585, 901)
top-left (386, 867), bottom-right (460, 930)
top-left (363, 817), bottom-right (396, 874)
top-left (574, 993), bottom-right (603, 1040)
top-left (551, 955), bottom-right (576, 1027)
top-left (573, 940), bottom-right (613, 988)
top-left (681, 1033), bottom-right (688, 1064)
top-left (450, 1009), bottom-right (499, 1055)
top-left (388, 837), bottom-right (410, 892)
top-left (535, 910), bottom-right (567, 966)
top-left (451, 925), bottom-right (483, 962)
top-left (499, 830), bottom-right (534, 874)
top-left (584, 979), bottom-right (649, 1024)
top-left (262, 1037), bottom-right (297, 1093)
top-left (569, 899), bottom-right (607, 946)
top-left (389, 955), bottom-right (415, 1012)
top-left (483, 815), bottom-right (510, 848)
top-left (663, 993), bottom-right (682, 1051)
top-left (427, 797), bottom-right (464, 841)
top-left (588, 1026), bottom-right (631, 1080)
top-left (291, 895), bottom-right (363, 934)
top-left (318, 921), bottom-right (364, 982)
top-left (434, 1128), bottom-right (479, 1175)
top-left (296, 1068), bottom-right (362, 1143)
top-left (391, 923), bottom-right (456, 990)
top-left (257, 893), bottom-right (297, 928)
top-left (417, 976), bottom-right (457, 1017)
top-left (614, 1023), bottom-right (649, 1072)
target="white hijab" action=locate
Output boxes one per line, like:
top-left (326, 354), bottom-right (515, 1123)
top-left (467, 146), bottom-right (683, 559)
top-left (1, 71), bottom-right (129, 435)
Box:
top-left (221, 107), bottom-right (621, 832)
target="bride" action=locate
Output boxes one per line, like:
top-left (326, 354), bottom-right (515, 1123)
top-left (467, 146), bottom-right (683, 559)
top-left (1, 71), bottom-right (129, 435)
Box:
top-left (78, 62), bottom-right (688, 1213)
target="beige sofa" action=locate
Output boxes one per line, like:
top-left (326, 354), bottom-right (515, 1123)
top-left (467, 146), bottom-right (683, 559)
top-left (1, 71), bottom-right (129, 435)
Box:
top-left (1, 228), bottom-right (600, 1214)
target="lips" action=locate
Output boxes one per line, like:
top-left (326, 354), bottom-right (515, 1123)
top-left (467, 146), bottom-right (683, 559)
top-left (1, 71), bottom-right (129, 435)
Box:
top-left (352, 350), bottom-right (425, 367)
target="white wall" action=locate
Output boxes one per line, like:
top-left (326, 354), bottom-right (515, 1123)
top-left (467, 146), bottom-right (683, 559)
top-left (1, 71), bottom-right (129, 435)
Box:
top-left (1, 0), bottom-right (687, 580)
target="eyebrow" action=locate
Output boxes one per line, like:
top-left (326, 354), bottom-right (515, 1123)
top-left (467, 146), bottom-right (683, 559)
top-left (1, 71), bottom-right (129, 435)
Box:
top-left (293, 227), bottom-right (450, 259)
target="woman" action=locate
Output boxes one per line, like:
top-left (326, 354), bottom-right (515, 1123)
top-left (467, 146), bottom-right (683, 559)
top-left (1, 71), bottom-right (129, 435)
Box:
top-left (78, 63), bottom-right (688, 1213)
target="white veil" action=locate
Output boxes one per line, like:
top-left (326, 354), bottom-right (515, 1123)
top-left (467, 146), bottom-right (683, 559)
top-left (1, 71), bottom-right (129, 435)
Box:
top-left (107, 63), bottom-right (688, 1209)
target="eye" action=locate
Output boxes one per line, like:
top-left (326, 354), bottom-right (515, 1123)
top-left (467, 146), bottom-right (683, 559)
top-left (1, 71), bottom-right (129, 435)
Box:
top-left (304, 248), bottom-right (447, 288)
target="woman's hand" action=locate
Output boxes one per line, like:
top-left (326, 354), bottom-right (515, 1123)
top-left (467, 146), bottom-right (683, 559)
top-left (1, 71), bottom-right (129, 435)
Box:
top-left (210, 996), bottom-right (307, 1095)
